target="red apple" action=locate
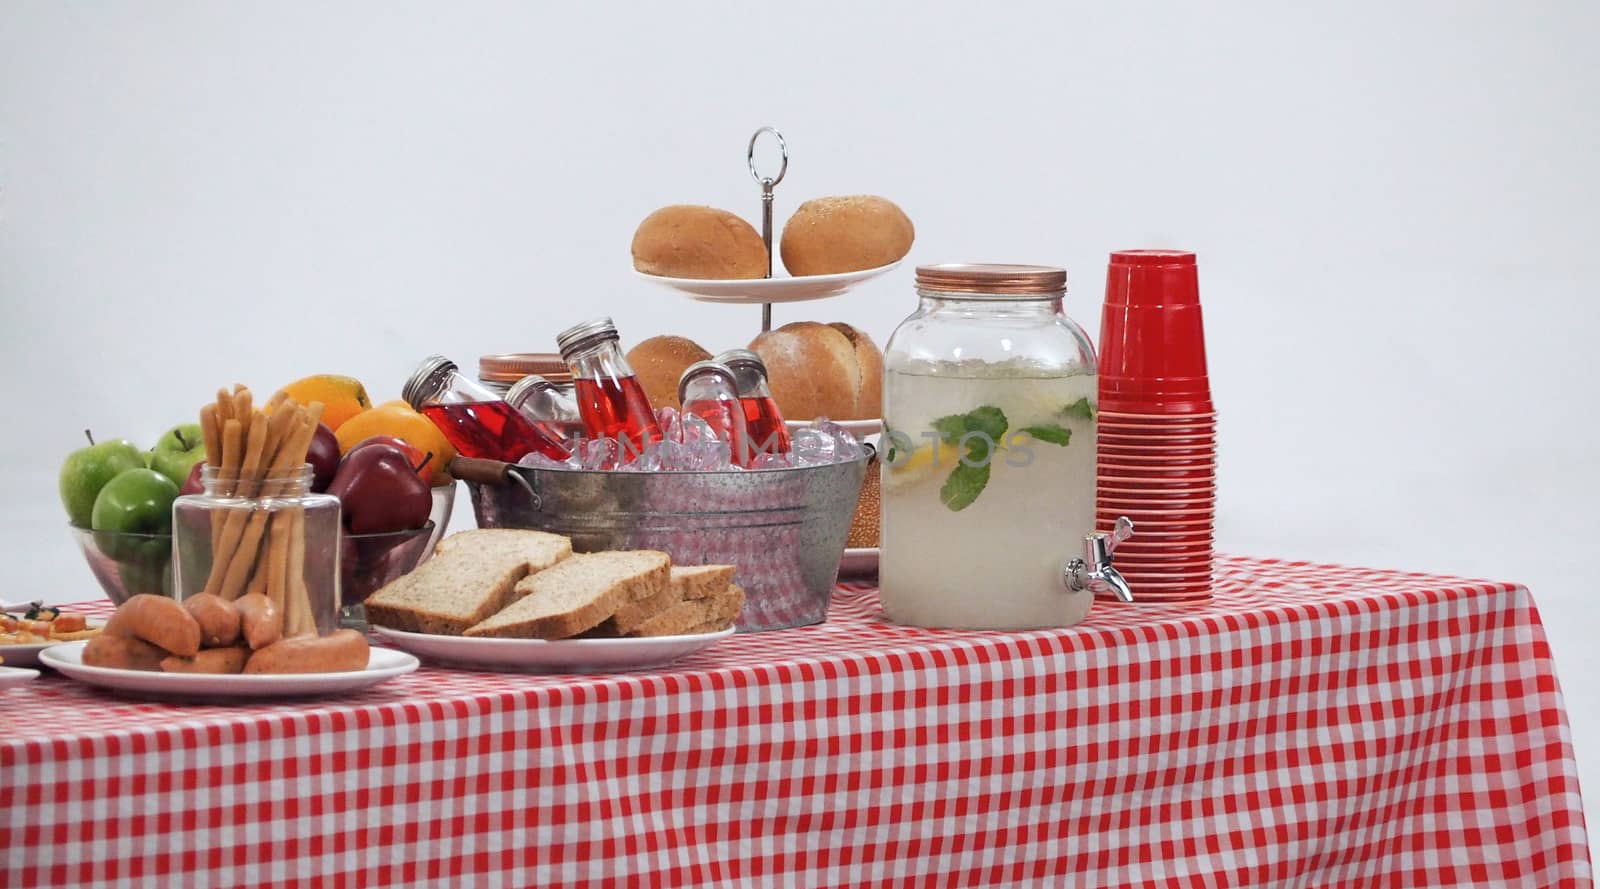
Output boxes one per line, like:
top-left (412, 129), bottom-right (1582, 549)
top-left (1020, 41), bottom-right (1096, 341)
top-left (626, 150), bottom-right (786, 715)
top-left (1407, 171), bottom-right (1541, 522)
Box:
top-left (306, 423), bottom-right (341, 493)
top-left (345, 435), bottom-right (434, 484)
top-left (327, 443), bottom-right (432, 534)
top-left (180, 461), bottom-right (207, 496)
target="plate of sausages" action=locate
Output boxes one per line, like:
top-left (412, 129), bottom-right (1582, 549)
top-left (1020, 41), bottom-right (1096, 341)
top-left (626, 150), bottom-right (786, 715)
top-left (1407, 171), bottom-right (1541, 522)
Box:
top-left (36, 593), bottom-right (418, 700)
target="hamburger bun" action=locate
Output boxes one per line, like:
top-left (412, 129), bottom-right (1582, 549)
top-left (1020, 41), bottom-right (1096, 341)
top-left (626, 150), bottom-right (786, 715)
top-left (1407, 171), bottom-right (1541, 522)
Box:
top-left (749, 321), bottom-right (883, 422)
top-left (827, 322), bottom-right (884, 419)
top-left (626, 335), bottom-right (713, 411)
top-left (779, 195), bottom-right (914, 277)
top-left (632, 206), bottom-right (768, 280)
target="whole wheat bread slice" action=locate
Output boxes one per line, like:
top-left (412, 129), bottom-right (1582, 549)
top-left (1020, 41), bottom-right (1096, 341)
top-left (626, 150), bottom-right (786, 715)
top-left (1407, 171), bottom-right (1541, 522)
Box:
top-left (601, 564), bottom-right (737, 634)
top-left (364, 530), bottom-right (572, 635)
top-left (630, 583), bottom-right (745, 637)
top-left (463, 550), bottom-right (670, 639)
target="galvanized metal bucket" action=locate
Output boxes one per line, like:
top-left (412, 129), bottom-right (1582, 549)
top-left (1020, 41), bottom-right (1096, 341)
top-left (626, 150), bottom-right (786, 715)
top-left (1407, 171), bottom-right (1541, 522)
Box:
top-left (450, 455), bottom-right (869, 631)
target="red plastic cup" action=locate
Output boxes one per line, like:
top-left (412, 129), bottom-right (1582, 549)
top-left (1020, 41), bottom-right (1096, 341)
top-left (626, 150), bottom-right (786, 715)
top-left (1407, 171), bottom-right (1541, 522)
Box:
top-left (1098, 250), bottom-right (1212, 413)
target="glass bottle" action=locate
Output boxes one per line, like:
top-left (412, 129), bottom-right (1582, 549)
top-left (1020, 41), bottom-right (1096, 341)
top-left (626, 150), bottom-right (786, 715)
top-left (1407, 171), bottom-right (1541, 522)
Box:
top-left (714, 349), bottom-right (792, 458)
top-left (506, 374), bottom-right (586, 449)
top-left (678, 360), bottom-right (753, 467)
top-left (172, 464), bottom-right (342, 634)
top-left (557, 317), bottom-right (663, 463)
top-left (403, 355), bottom-right (571, 463)
top-left (880, 264), bottom-right (1099, 630)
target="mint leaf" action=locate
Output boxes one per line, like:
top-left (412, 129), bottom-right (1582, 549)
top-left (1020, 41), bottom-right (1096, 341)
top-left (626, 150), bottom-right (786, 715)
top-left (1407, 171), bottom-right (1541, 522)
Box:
top-left (932, 414), bottom-right (968, 445)
top-left (1022, 424), bottom-right (1072, 446)
top-left (964, 406), bottom-right (1008, 442)
top-left (961, 433), bottom-right (994, 467)
top-left (940, 463), bottom-right (990, 511)
top-left (1059, 397), bottom-right (1096, 421)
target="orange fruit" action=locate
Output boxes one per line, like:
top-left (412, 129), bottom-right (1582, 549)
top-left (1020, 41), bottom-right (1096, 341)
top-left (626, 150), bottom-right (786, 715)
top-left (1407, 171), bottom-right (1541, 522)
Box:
top-left (276, 374), bottom-right (372, 431)
top-left (334, 400), bottom-right (457, 485)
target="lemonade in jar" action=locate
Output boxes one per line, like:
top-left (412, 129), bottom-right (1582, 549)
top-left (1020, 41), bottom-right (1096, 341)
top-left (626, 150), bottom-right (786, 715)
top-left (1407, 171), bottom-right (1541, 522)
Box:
top-left (880, 264), bottom-right (1100, 629)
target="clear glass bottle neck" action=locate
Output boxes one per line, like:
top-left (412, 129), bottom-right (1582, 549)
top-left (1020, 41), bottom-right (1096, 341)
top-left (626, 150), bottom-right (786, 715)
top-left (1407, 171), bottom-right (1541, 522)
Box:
top-left (681, 374), bottom-right (739, 405)
top-left (564, 337), bottom-right (632, 381)
top-left (427, 367), bottom-right (506, 406)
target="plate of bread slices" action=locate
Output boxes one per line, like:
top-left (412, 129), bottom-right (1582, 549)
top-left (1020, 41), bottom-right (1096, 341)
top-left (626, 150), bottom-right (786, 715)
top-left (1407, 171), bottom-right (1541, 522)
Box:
top-left (631, 197), bottom-right (913, 303)
top-left (365, 529), bottom-right (742, 672)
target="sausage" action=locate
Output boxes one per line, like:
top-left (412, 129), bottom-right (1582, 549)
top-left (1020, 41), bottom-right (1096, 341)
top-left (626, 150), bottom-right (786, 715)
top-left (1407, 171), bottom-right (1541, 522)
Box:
top-left (52, 613), bottom-right (88, 633)
top-left (161, 646), bottom-right (251, 674)
top-left (234, 593), bottom-right (282, 650)
top-left (103, 594), bottom-right (200, 657)
top-left (243, 629), bottom-right (369, 675)
top-left (182, 594), bottom-right (241, 648)
top-left (82, 634), bottom-right (168, 671)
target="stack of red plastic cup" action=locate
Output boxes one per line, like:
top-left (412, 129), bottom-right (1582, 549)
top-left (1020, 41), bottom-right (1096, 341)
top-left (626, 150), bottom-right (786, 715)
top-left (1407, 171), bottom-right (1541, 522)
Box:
top-left (1095, 250), bottom-right (1214, 602)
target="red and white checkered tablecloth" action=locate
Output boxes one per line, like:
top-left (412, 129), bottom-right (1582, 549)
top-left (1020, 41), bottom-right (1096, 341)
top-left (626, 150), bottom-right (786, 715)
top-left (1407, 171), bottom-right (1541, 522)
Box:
top-left (0, 554), bottom-right (1590, 888)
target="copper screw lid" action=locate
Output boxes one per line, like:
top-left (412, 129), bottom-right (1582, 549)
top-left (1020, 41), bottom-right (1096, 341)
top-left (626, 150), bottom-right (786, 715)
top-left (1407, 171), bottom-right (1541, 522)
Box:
top-left (479, 353), bottom-right (573, 386)
top-left (914, 263), bottom-right (1067, 295)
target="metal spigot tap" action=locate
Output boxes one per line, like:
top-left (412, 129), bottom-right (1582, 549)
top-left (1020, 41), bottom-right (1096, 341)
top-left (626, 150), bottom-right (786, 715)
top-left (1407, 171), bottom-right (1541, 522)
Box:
top-left (1064, 517), bottom-right (1135, 603)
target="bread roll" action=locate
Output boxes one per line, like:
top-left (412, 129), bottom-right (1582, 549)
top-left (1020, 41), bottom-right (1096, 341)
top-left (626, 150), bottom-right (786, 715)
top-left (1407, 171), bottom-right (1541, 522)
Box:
top-left (779, 196), bottom-right (914, 277)
top-left (627, 335), bottom-right (712, 411)
top-left (749, 322), bottom-right (863, 421)
top-left (827, 322), bottom-right (884, 419)
top-left (632, 206), bottom-right (768, 279)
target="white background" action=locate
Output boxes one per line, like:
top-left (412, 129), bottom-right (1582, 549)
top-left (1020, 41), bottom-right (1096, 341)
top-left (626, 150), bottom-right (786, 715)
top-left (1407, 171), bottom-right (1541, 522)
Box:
top-left (4, 1), bottom-right (1597, 824)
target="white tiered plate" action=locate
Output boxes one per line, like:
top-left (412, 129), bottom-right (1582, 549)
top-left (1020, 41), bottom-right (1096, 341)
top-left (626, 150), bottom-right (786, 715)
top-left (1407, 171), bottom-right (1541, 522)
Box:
top-left (634, 260), bottom-right (901, 304)
top-left (371, 626), bottom-right (735, 673)
top-left (40, 642), bottom-right (419, 700)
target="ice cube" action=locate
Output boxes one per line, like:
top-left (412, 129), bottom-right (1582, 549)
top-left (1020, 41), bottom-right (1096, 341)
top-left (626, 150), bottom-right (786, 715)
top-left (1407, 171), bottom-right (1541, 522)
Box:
top-left (815, 420), bottom-right (865, 461)
top-left (518, 450), bottom-right (569, 470)
top-left (789, 427), bottom-right (836, 466)
top-left (579, 437), bottom-right (620, 470)
top-left (751, 452), bottom-right (794, 470)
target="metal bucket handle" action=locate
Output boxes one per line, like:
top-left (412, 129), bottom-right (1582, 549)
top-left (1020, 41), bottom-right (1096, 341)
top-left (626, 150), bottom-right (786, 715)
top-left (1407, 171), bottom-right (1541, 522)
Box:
top-left (451, 457), bottom-right (541, 510)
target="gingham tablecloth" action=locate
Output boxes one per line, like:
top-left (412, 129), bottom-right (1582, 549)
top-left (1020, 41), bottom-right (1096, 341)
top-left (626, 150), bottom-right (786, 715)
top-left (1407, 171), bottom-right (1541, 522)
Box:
top-left (0, 555), bottom-right (1589, 888)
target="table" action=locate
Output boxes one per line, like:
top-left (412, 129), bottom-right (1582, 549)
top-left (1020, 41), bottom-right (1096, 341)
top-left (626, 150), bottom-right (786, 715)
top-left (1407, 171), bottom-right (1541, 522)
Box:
top-left (1, 555), bottom-right (1590, 888)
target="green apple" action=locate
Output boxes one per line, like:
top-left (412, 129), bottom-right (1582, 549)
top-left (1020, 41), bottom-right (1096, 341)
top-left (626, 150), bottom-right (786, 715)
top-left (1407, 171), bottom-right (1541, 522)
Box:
top-left (91, 468), bottom-right (178, 562)
top-left (59, 432), bottom-right (146, 527)
top-left (148, 423), bottom-right (207, 488)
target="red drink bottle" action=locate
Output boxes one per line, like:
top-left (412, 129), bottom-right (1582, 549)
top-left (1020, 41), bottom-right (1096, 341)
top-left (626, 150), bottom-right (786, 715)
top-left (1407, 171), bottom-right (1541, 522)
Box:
top-left (678, 360), bottom-right (752, 467)
top-left (715, 349), bottom-right (791, 458)
top-left (403, 356), bottom-right (570, 462)
top-left (557, 317), bottom-right (663, 464)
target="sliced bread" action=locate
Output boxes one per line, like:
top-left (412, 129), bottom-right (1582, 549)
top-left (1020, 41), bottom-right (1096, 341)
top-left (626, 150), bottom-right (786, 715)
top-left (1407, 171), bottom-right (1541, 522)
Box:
top-left (364, 530), bottom-right (573, 635)
top-left (669, 564), bottom-right (737, 600)
top-left (631, 583), bottom-right (745, 637)
top-left (601, 563), bottom-right (737, 634)
top-left (463, 550), bottom-right (671, 639)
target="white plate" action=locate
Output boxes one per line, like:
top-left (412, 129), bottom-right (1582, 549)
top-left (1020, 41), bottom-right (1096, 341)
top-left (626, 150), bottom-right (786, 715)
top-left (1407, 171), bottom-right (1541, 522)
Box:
top-left (39, 641), bottom-right (419, 700)
top-left (839, 547), bottom-right (880, 578)
top-left (1, 620), bottom-right (107, 667)
top-left (786, 418), bottom-right (883, 438)
top-left (0, 666), bottom-right (40, 687)
top-left (372, 625), bottom-right (734, 672)
top-left (634, 260), bottom-right (901, 304)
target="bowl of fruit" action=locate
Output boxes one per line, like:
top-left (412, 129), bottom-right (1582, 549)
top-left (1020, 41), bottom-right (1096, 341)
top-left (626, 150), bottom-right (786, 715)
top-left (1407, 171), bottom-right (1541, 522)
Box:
top-left (60, 426), bottom-right (201, 604)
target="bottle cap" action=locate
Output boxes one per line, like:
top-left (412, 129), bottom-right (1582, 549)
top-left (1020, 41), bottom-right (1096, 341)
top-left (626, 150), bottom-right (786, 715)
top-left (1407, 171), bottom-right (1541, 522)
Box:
top-left (505, 374), bottom-right (557, 410)
top-left (677, 360), bottom-right (738, 403)
top-left (401, 356), bottom-right (457, 411)
top-left (914, 263), bottom-right (1066, 296)
top-left (556, 317), bottom-right (620, 360)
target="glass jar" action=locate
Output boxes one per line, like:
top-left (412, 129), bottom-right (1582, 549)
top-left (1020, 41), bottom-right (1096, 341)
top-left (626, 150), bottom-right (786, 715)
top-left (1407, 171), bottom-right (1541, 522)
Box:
top-left (880, 264), bottom-right (1099, 629)
top-left (172, 464), bottom-right (342, 635)
top-left (678, 360), bottom-right (752, 466)
top-left (478, 353), bottom-right (573, 398)
top-left (713, 349), bottom-right (792, 456)
top-left (506, 374), bottom-right (586, 448)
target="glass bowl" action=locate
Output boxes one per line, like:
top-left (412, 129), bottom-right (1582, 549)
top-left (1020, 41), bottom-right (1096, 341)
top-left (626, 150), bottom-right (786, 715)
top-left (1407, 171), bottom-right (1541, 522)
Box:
top-left (425, 481), bottom-right (456, 558)
top-left (68, 525), bottom-right (174, 606)
top-left (339, 521), bottom-right (436, 619)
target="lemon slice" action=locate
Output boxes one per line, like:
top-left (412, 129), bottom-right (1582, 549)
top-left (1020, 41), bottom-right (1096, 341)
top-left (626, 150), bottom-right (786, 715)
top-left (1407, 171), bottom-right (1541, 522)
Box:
top-left (883, 439), bottom-right (960, 491)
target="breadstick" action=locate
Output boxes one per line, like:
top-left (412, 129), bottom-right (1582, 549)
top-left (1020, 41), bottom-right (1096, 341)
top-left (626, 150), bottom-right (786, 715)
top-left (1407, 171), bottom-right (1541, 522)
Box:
top-left (287, 508), bottom-right (314, 635)
top-left (245, 546), bottom-right (270, 598)
top-left (259, 399), bottom-right (302, 473)
top-left (216, 388), bottom-right (234, 425)
top-left (201, 403), bottom-right (223, 552)
top-left (219, 418), bottom-right (242, 495)
top-left (267, 510), bottom-right (291, 611)
top-left (232, 387), bottom-right (253, 444)
top-left (266, 390), bottom-right (289, 413)
top-left (233, 413), bottom-right (270, 498)
top-left (219, 509), bottom-right (270, 600)
top-left (205, 412), bottom-right (268, 593)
